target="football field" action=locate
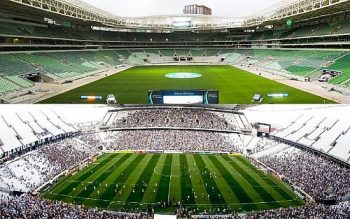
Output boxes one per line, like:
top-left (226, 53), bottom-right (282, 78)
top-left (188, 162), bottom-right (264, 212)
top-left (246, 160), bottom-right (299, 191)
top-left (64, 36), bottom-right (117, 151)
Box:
top-left (41, 65), bottom-right (334, 104)
top-left (43, 153), bottom-right (303, 213)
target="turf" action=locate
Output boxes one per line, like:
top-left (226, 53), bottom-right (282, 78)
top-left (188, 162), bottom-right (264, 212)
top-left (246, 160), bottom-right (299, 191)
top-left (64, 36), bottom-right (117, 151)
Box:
top-left (42, 153), bottom-right (303, 213)
top-left (41, 65), bottom-right (335, 104)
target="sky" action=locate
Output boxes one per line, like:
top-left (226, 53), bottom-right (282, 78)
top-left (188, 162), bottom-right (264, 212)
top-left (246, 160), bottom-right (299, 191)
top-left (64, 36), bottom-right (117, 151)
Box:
top-left (82, 0), bottom-right (285, 17)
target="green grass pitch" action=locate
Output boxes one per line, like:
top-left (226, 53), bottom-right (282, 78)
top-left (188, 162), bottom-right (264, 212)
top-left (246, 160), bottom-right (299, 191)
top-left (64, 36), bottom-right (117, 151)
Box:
top-left (41, 65), bottom-right (335, 104)
top-left (42, 153), bottom-right (303, 213)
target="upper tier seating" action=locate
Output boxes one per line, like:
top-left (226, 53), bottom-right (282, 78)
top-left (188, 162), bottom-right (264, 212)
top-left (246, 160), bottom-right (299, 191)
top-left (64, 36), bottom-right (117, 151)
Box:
top-left (273, 114), bottom-right (350, 162)
top-left (1, 17), bottom-right (350, 44)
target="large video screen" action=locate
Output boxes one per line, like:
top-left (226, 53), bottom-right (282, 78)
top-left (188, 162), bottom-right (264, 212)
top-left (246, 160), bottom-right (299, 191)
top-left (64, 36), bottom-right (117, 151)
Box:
top-left (148, 90), bottom-right (219, 105)
top-left (173, 17), bottom-right (192, 29)
top-left (163, 95), bottom-right (203, 104)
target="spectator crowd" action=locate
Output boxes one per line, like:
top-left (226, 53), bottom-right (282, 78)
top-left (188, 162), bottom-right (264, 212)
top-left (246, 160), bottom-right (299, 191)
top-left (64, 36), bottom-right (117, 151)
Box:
top-left (106, 130), bottom-right (244, 153)
top-left (259, 149), bottom-right (350, 200)
top-left (0, 135), bottom-right (100, 192)
top-left (1, 194), bottom-right (349, 219)
top-left (0, 194), bottom-right (150, 219)
top-left (105, 108), bottom-right (248, 131)
top-left (247, 202), bottom-right (350, 219)
top-left (1, 107), bottom-right (350, 218)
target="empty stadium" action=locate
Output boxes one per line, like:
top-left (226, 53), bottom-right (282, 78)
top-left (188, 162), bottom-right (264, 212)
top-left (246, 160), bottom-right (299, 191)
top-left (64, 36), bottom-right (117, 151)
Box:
top-left (0, 0), bottom-right (350, 103)
top-left (0, 104), bottom-right (349, 218)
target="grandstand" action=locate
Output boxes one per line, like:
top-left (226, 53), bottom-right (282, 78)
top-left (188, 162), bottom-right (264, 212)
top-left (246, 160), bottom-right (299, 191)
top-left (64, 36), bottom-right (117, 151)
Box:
top-left (0, 0), bottom-right (349, 103)
top-left (2, 0), bottom-right (350, 217)
top-left (0, 107), bottom-right (77, 157)
top-left (271, 114), bottom-right (350, 163)
top-left (0, 104), bottom-right (350, 218)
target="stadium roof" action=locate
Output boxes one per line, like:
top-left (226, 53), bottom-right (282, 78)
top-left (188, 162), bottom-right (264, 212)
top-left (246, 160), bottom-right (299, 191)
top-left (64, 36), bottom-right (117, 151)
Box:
top-left (244, 0), bottom-right (350, 26)
top-left (2, 0), bottom-right (350, 31)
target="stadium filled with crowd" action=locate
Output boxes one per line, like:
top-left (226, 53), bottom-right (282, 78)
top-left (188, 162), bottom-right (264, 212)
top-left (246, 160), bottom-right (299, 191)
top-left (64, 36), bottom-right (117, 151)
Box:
top-left (0, 136), bottom-right (100, 192)
top-left (1, 194), bottom-right (349, 219)
top-left (0, 105), bottom-right (349, 218)
top-left (104, 130), bottom-right (244, 153)
top-left (105, 108), bottom-right (248, 131)
top-left (0, 128), bottom-right (349, 218)
top-left (248, 202), bottom-right (350, 219)
top-left (0, 194), bottom-right (150, 219)
top-left (258, 148), bottom-right (350, 201)
top-left (1, 0), bottom-right (350, 217)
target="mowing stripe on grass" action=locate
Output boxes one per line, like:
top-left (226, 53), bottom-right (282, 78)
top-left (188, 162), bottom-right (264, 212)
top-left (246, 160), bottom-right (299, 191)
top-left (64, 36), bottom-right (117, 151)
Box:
top-left (142, 154), bottom-right (167, 204)
top-left (110, 154), bottom-right (155, 210)
top-left (126, 154), bottom-right (160, 203)
top-left (117, 155), bottom-right (154, 202)
top-left (169, 154), bottom-right (182, 203)
top-left (194, 155), bottom-right (226, 207)
top-left (238, 156), bottom-right (302, 206)
top-left (185, 154), bottom-right (211, 206)
top-left (81, 154), bottom-right (141, 208)
top-left (179, 154), bottom-right (196, 205)
top-left (205, 155), bottom-right (256, 210)
top-left (43, 153), bottom-right (303, 213)
top-left (226, 156), bottom-right (292, 208)
top-left (155, 154), bottom-right (173, 203)
top-left (52, 153), bottom-right (126, 198)
top-left (235, 156), bottom-right (277, 182)
top-left (50, 154), bottom-right (112, 193)
top-left (71, 153), bottom-right (133, 205)
top-left (221, 156), bottom-right (278, 209)
top-left (95, 155), bottom-right (146, 208)
top-left (46, 154), bottom-right (115, 196)
top-left (234, 156), bottom-right (295, 201)
top-left (72, 153), bottom-right (119, 182)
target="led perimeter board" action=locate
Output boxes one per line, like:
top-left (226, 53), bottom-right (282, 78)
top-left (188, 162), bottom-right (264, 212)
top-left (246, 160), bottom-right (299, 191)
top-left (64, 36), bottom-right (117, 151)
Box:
top-left (148, 90), bottom-right (219, 105)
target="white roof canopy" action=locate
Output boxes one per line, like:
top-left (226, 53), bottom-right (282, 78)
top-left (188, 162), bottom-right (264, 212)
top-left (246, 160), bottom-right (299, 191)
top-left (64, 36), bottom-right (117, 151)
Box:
top-left (6, 0), bottom-right (350, 30)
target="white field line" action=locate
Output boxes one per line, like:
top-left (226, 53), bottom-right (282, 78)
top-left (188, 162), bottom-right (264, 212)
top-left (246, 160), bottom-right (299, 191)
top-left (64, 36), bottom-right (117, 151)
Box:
top-left (48, 192), bottom-right (298, 206)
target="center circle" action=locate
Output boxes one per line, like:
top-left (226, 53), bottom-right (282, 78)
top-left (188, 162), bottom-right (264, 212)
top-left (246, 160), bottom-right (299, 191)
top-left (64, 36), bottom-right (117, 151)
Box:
top-left (165, 72), bottom-right (202, 79)
top-left (154, 164), bottom-right (190, 177)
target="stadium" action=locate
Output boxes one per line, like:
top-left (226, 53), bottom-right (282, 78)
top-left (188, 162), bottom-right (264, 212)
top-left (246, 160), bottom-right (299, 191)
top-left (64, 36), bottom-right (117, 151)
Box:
top-left (1, 0), bottom-right (350, 218)
top-left (0, 0), bottom-right (349, 104)
top-left (0, 104), bottom-right (349, 218)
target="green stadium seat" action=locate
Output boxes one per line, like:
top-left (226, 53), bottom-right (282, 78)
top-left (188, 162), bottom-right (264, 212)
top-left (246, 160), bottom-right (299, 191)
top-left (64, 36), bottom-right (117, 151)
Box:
top-left (328, 55), bottom-right (350, 85)
top-left (190, 49), bottom-right (205, 57)
top-left (175, 49), bottom-right (190, 57)
top-left (5, 76), bottom-right (34, 88)
top-left (0, 77), bottom-right (21, 94)
top-left (0, 54), bottom-right (37, 76)
top-left (159, 49), bottom-right (175, 57)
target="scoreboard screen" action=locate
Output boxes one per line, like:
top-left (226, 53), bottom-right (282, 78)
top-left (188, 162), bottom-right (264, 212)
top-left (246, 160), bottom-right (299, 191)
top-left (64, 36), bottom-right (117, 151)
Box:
top-left (148, 90), bottom-right (219, 105)
top-left (173, 17), bottom-right (192, 29)
top-left (163, 95), bottom-right (203, 104)
top-left (257, 123), bottom-right (272, 137)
